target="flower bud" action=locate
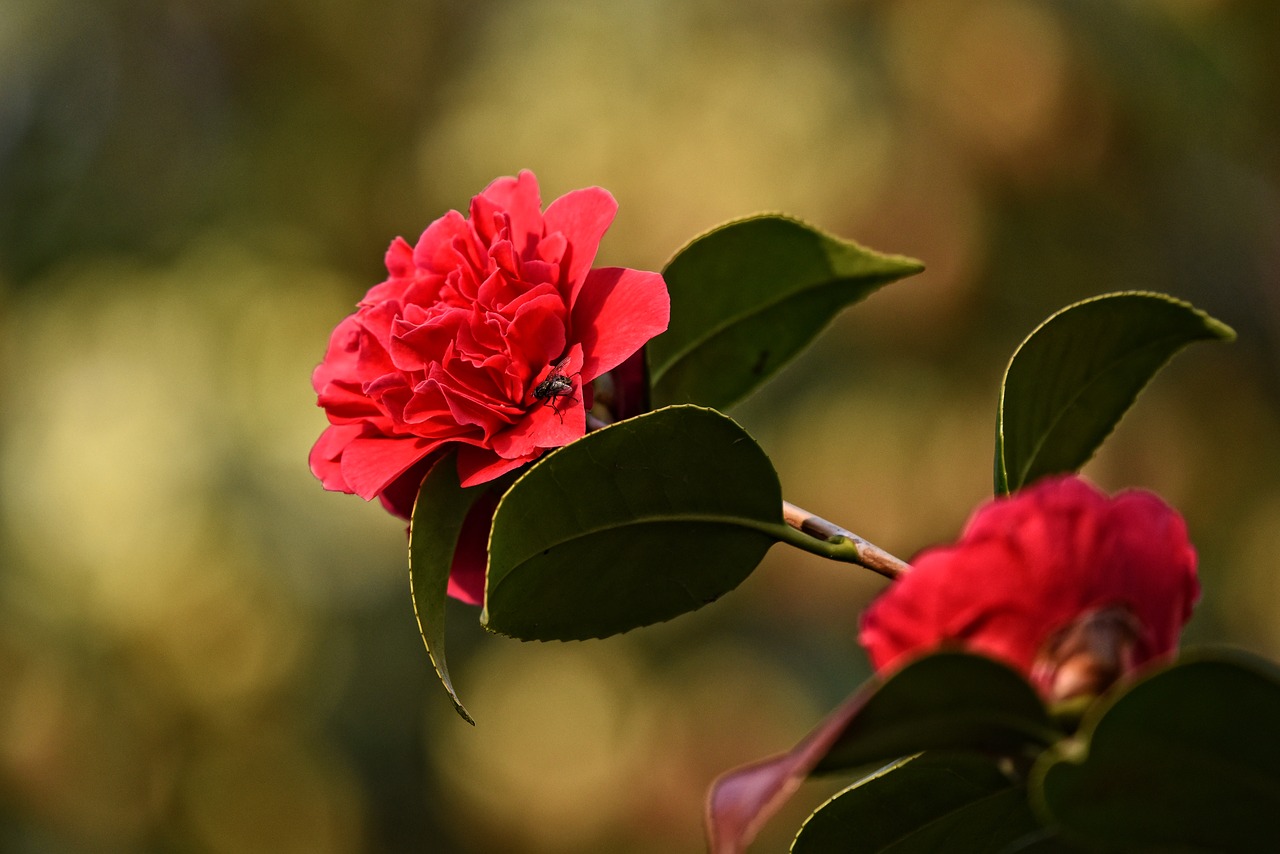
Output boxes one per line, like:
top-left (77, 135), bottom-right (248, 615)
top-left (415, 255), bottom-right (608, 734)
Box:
top-left (859, 476), bottom-right (1198, 699)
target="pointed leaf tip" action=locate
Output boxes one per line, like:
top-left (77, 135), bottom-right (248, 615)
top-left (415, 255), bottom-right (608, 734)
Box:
top-left (995, 291), bottom-right (1234, 494)
top-left (409, 453), bottom-right (482, 725)
top-left (649, 215), bottom-right (924, 411)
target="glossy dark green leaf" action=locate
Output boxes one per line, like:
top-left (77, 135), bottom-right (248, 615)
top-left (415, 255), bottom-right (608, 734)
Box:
top-left (793, 753), bottom-right (1043, 854)
top-left (705, 654), bottom-right (1059, 854)
top-left (995, 292), bottom-right (1233, 494)
top-left (815, 652), bottom-right (1060, 774)
top-left (483, 405), bottom-right (785, 641)
top-left (408, 453), bottom-right (481, 725)
top-left (1033, 650), bottom-right (1280, 851)
top-left (999, 836), bottom-right (1084, 853)
top-left (649, 215), bottom-right (924, 411)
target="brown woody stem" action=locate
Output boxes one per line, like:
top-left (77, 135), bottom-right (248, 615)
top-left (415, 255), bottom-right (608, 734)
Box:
top-left (782, 501), bottom-right (911, 580)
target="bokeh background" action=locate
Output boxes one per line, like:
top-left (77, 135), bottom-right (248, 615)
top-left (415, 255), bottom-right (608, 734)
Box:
top-left (2, 0), bottom-right (1278, 851)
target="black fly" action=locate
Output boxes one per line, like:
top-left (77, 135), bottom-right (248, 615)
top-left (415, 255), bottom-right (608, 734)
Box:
top-left (531, 359), bottom-right (579, 422)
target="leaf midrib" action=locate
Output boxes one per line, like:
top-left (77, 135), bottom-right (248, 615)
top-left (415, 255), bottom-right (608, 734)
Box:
top-left (1005, 331), bottom-right (1196, 490)
top-left (492, 511), bottom-right (785, 570)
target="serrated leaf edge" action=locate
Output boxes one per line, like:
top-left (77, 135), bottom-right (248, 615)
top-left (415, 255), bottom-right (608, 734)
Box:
top-left (995, 290), bottom-right (1235, 493)
top-left (652, 214), bottom-right (924, 389)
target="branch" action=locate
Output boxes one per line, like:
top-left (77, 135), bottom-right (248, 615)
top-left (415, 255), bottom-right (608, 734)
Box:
top-left (781, 501), bottom-right (911, 580)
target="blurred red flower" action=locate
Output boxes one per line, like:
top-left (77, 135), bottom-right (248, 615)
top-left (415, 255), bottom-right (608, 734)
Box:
top-left (859, 476), bottom-right (1199, 700)
top-left (310, 171), bottom-right (669, 600)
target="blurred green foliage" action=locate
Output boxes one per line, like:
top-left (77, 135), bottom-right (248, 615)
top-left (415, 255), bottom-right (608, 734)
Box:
top-left (1, 1), bottom-right (1278, 851)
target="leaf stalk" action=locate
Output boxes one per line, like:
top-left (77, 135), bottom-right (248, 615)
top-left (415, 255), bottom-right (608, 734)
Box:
top-left (780, 501), bottom-right (910, 580)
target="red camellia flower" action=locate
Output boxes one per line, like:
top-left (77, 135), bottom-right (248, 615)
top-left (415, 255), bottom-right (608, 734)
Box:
top-left (859, 476), bottom-right (1199, 701)
top-left (310, 171), bottom-right (670, 600)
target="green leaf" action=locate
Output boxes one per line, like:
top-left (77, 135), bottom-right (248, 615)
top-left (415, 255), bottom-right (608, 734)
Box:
top-left (1032, 650), bottom-right (1280, 852)
top-left (648, 215), bottom-right (924, 411)
top-left (705, 653), bottom-right (1059, 854)
top-left (409, 453), bottom-right (482, 725)
top-left (483, 405), bottom-right (784, 641)
top-left (815, 652), bottom-right (1060, 775)
top-left (792, 753), bottom-right (1044, 854)
top-left (995, 291), bottom-right (1233, 494)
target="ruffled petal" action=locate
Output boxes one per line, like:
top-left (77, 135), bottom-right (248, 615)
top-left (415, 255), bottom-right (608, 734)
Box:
top-left (456, 444), bottom-right (537, 488)
top-left (571, 267), bottom-right (670, 380)
top-left (476, 170), bottom-right (544, 254)
top-left (413, 210), bottom-right (484, 274)
top-left (542, 186), bottom-right (617, 300)
top-left (308, 423), bottom-right (365, 493)
top-left (858, 476), bottom-right (1198, 696)
top-left (340, 434), bottom-right (439, 500)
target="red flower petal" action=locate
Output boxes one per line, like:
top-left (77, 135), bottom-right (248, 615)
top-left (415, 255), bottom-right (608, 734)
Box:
top-left (456, 444), bottom-right (536, 488)
top-left (384, 236), bottom-right (415, 278)
top-left (542, 187), bottom-right (618, 300)
top-left (474, 170), bottom-right (544, 253)
top-left (501, 293), bottom-right (569, 378)
top-left (339, 434), bottom-right (439, 501)
top-left (509, 346), bottom-right (587, 452)
top-left (376, 455), bottom-right (436, 520)
top-left (858, 476), bottom-right (1198, 696)
top-left (572, 267), bottom-right (670, 380)
top-left (309, 423), bottom-right (364, 492)
top-left (413, 210), bottom-right (484, 275)
top-left (311, 316), bottom-right (364, 394)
